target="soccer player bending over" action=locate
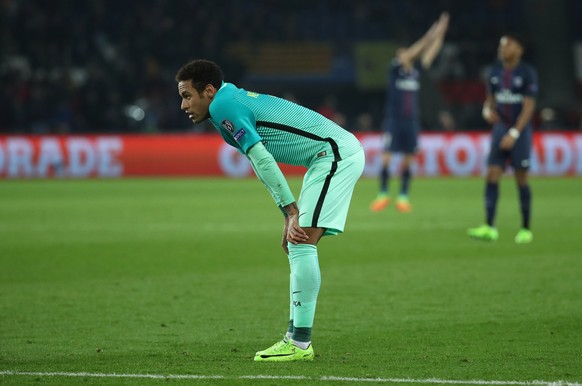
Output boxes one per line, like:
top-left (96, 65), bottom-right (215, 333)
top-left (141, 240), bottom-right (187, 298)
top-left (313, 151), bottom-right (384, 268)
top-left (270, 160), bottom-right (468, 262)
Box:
top-left (370, 12), bottom-right (449, 213)
top-left (176, 60), bottom-right (365, 361)
top-left (468, 34), bottom-right (538, 243)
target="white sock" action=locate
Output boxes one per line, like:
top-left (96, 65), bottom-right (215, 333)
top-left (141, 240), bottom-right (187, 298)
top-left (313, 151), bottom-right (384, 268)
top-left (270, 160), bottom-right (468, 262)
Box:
top-left (291, 339), bottom-right (311, 350)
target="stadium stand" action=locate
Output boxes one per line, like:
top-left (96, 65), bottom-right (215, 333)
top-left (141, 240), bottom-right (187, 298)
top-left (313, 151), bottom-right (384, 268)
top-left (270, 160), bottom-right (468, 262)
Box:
top-left (1, 0), bottom-right (580, 134)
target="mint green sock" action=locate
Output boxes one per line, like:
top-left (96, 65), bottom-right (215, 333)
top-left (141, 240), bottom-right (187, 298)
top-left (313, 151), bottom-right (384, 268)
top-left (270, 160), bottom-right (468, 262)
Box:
top-left (287, 254), bottom-right (294, 335)
top-left (288, 243), bottom-right (321, 342)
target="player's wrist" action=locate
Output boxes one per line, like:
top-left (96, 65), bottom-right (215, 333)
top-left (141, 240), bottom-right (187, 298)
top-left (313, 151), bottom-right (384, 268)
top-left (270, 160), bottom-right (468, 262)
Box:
top-left (281, 202), bottom-right (299, 217)
top-left (278, 205), bottom-right (289, 217)
top-left (508, 127), bottom-right (520, 139)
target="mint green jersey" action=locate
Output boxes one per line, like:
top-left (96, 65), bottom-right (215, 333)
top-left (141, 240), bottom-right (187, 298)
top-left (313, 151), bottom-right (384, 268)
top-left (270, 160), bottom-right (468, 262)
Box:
top-left (208, 83), bottom-right (362, 167)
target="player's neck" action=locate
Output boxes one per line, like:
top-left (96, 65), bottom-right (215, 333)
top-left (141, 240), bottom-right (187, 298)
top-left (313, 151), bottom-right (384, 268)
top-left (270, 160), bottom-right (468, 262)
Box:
top-left (502, 58), bottom-right (520, 69)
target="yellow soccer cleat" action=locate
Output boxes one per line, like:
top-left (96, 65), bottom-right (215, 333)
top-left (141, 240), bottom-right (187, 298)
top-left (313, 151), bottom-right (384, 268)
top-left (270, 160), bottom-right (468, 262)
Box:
top-left (467, 224), bottom-right (499, 241)
top-left (254, 338), bottom-right (314, 362)
top-left (514, 228), bottom-right (533, 244)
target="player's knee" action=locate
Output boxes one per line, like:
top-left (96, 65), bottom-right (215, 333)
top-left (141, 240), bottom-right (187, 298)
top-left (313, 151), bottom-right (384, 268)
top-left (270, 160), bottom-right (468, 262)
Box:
top-left (299, 227), bottom-right (326, 246)
top-left (486, 167), bottom-right (502, 182)
top-left (515, 170), bottom-right (528, 185)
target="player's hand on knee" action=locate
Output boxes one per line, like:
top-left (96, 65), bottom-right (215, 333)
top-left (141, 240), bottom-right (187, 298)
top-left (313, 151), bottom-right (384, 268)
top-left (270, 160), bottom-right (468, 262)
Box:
top-left (286, 214), bottom-right (309, 245)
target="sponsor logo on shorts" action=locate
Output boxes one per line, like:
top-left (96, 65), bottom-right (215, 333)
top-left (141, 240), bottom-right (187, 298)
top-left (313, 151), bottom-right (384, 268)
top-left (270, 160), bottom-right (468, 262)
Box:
top-left (233, 129), bottom-right (246, 142)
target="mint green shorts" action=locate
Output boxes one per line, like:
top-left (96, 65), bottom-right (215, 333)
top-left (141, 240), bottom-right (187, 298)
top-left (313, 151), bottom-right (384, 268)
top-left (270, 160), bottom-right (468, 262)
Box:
top-left (297, 149), bottom-right (365, 236)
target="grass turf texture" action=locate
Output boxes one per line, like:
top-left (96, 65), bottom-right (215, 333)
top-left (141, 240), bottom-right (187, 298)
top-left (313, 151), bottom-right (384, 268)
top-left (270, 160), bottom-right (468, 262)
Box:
top-left (0, 177), bottom-right (581, 385)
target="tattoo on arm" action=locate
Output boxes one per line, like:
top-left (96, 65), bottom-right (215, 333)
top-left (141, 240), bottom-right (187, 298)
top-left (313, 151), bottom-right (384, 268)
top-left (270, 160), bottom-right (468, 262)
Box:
top-left (282, 202), bottom-right (299, 217)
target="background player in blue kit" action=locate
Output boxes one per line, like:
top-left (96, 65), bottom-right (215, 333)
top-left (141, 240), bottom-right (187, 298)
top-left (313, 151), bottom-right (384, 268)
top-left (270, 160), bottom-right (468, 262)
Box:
top-left (468, 34), bottom-right (538, 243)
top-left (370, 12), bottom-right (449, 213)
top-left (176, 60), bottom-right (365, 361)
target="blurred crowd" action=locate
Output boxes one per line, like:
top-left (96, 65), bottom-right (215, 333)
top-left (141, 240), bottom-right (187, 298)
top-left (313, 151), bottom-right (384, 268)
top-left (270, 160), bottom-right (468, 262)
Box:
top-left (1, 0), bottom-right (580, 134)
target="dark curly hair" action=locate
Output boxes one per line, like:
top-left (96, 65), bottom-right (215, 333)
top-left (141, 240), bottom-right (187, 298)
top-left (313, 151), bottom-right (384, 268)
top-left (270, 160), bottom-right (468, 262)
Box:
top-left (175, 59), bottom-right (224, 93)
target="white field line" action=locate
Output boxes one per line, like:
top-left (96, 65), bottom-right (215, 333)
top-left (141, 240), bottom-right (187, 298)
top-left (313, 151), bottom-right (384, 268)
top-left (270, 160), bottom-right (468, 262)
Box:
top-left (1, 370), bottom-right (580, 385)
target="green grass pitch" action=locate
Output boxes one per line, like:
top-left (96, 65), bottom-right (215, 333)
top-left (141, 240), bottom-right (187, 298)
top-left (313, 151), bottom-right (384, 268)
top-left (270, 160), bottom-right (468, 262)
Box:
top-left (1, 177), bottom-right (581, 385)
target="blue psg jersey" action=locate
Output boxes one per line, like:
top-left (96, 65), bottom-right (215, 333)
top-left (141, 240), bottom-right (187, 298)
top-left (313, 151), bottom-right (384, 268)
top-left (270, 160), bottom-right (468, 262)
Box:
top-left (487, 60), bottom-right (538, 126)
top-left (385, 59), bottom-right (422, 122)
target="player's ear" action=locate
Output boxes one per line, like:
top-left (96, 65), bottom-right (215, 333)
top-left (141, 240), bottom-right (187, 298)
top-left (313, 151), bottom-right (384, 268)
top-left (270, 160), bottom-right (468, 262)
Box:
top-left (517, 44), bottom-right (524, 55)
top-left (205, 84), bottom-right (217, 99)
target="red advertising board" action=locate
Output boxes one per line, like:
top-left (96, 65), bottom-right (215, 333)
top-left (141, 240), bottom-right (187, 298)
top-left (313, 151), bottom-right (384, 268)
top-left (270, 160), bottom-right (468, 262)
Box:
top-left (0, 132), bottom-right (580, 178)
top-left (362, 132), bottom-right (582, 177)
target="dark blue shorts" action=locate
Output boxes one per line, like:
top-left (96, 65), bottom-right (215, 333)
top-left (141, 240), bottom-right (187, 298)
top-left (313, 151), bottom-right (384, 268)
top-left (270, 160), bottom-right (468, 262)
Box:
top-left (487, 123), bottom-right (532, 170)
top-left (383, 120), bottom-right (420, 154)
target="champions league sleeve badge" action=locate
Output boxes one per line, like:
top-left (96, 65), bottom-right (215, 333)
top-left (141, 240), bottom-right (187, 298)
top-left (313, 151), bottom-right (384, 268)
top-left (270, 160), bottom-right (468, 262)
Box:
top-left (221, 120), bottom-right (235, 133)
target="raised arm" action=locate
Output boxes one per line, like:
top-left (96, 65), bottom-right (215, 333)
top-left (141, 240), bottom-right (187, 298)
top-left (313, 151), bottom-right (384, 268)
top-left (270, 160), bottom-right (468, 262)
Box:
top-left (399, 12), bottom-right (449, 68)
top-left (420, 12), bottom-right (449, 69)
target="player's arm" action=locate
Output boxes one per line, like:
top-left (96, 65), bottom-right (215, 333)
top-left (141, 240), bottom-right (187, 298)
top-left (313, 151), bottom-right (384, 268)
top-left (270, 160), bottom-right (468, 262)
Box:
top-left (482, 94), bottom-right (499, 124)
top-left (512, 96), bottom-right (536, 133)
top-left (482, 64), bottom-right (500, 124)
top-left (511, 67), bottom-right (539, 134)
top-left (500, 96), bottom-right (536, 150)
top-left (211, 96), bottom-right (308, 248)
top-left (247, 142), bottom-right (308, 250)
top-left (398, 30), bottom-right (432, 67)
top-left (500, 66), bottom-right (538, 149)
top-left (212, 96), bottom-right (295, 209)
top-left (247, 142), bottom-right (295, 210)
top-left (400, 12), bottom-right (449, 68)
top-left (420, 12), bottom-right (449, 69)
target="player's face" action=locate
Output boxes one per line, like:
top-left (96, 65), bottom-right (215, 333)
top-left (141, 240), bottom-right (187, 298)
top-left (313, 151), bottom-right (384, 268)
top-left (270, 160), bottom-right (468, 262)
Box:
top-left (395, 48), bottom-right (413, 69)
top-left (497, 36), bottom-right (522, 62)
top-left (178, 80), bottom-right (212, 123)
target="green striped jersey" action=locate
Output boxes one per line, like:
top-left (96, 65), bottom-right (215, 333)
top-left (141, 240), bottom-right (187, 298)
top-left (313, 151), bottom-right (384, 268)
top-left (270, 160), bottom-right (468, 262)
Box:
top-left (208, 83), bottom-right (362, 167)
